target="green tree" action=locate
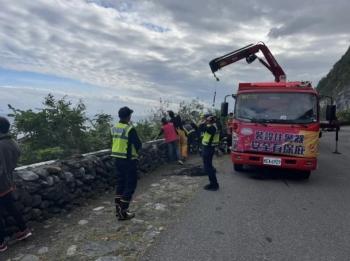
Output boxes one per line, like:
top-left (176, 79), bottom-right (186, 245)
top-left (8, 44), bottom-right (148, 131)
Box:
top-left (8, 94), bottom-right (88, 164)
top-left (134, 98), bottom-right (207, 142)
top-left (135, 119), bottom-right (159, 142)
top-left (178, 98), bottom-right (204, 123)
top-left (87, 113), bottom-right (113, 151)
top-left (148, 98), bottom-right (170, 123)
top-left (337, 109), bottom-right (350, 123)
top-left (7, 93), bottom-right (213, 165)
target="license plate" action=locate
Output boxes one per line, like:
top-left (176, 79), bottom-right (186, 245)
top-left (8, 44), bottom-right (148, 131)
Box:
top-left (263, 157), bottom-right (282, 166)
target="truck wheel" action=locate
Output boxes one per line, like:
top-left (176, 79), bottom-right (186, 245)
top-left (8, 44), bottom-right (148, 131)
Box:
top-left (300, 171), bottom-right (311, 179)
top-left (234, 164), bottom-right (243, 172)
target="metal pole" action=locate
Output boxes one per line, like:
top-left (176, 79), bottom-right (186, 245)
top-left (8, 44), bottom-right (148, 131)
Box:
top-left (224, 94), bottom-right (231, 103)
top-left (333, 125), bottom-right (341, 154)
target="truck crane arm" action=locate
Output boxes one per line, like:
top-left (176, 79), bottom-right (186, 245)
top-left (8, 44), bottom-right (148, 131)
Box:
top-left (209, 43), bottom-right (286, 82)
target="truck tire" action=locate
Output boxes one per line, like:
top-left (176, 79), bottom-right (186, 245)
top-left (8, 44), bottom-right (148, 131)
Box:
top-left (300, 171), bottom-right (311, 179)
top-left (234, 164), bottom-right (243, 172)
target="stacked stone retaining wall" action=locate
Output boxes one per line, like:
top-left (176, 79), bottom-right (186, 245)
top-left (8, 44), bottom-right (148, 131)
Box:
top-left (3, 140), bottom-right (167, 236)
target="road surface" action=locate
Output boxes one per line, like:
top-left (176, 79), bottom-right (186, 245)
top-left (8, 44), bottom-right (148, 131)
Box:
top-left (142, 127), bottom-right (350, 261)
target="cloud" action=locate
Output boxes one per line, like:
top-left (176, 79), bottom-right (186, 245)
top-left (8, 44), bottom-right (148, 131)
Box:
top-left (268, 17), bottom-right (322, 38)
top-left (0, 0), bottom-right (349, 117)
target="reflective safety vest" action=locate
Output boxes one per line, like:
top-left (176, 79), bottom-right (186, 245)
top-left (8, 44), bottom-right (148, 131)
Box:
top-left (111, 123), bottom-right (138, 160)
top-left (183, 124), bottom-right (195, 136)
top-left (202, 124), bottom-right (220, 146)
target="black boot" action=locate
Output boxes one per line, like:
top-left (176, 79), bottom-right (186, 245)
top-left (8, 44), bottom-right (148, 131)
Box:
top-left (118, 200), bottom-right (135, 221)
top-left (204, 183), bottom-right (219, 191)
top-left (115, 196), bottom-right (122, 219)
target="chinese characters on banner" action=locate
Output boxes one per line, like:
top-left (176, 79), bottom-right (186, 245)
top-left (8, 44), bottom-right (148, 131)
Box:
top-left (251, 130), bottom-right (306, 156)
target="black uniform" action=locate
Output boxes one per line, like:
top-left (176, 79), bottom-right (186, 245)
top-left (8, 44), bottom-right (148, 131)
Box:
top-left (202, 125), bottom-right (219, 189)
top-left (114, 120), bottom-right (142, 202)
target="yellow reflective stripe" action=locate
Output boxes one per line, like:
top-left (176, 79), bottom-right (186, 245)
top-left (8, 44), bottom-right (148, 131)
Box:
top-left (111, 123), bottom-right (138, 159)
top-left (112, 134), bottom-right (128, 140)
top-left (202, 124), bottom-right (219, 146)
top-left (112, 123), bottom-right (129, 157)
top-left (111, 152), bottom-right (127, 158)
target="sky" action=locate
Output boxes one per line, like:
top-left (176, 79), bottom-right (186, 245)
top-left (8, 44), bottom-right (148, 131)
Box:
top-left (0, 0), bottom-right (349, 119)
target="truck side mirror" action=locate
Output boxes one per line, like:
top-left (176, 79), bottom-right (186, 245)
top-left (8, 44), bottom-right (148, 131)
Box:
top-left (326, 105), bottom-right (337, 122)
top-left (221, 102), bottom-right (228, 117)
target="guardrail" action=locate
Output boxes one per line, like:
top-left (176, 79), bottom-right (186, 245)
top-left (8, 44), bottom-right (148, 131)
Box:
top-left (15, 139), bottom-right (166, 171)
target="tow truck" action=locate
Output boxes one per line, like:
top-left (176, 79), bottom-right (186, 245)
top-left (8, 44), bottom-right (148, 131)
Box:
top-left (209, 42), bottom-right (337, 179)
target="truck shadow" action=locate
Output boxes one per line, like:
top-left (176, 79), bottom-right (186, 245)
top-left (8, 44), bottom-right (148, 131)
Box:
top-left (235, 166), bottom-right (310, 182)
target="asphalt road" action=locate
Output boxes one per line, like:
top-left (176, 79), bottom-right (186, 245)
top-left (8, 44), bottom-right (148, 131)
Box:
top-left (141, 126), bottom-right (350, 261)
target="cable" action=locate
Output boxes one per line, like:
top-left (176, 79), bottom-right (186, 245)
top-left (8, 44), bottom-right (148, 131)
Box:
top-left (212, 85), bottom-right (217, 108)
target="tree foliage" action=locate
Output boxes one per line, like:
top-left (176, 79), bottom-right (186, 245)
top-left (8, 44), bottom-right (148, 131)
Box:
top-left (7, 94), bottom-right (210, 165)
top-left (8, 94), bottom-right (112, 165)
top-left (87, 113), bottom-right (113, 151)
top-left (337, 109), bottom-right (350, 123)
top-left (178, 99), bottom-right (204, 123)
top-left (134, 98), bottom-right (206, 142)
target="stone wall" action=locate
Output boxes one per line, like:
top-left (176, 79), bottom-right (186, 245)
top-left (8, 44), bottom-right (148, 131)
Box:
top-left (3, 140), bottom-right (167, 236)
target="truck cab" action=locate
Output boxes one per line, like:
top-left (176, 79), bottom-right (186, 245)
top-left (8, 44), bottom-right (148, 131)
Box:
top-left (208, 42), bottom-right (328, 178)
top-left (230, 82), bottom-right (320, 178)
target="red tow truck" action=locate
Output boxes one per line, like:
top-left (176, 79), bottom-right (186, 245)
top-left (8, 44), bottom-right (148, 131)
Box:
top-left (209, 43), bottom-right (336, 179)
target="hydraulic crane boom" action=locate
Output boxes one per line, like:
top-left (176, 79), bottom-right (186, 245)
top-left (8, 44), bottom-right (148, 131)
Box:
top-left (209, 43), bottom-right (286, 82)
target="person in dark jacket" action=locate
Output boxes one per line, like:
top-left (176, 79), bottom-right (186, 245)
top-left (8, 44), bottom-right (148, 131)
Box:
top-left (183, 120), bottom-right (197, 154)
top-left (111, 107), bottom-right (142, 220)
top-left (167, 110), bottom-right (182, 129)
top-left (0, 117), bottom-right (32, 252)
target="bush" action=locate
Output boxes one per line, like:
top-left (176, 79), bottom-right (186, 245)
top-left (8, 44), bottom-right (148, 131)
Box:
top-left (8, 94), bottom-right (210, 165)
top-left (337, 109), bottom-right (350, 124)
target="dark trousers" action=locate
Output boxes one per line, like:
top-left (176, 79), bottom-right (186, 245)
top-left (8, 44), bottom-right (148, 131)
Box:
top-left (114, 158), bottom-right (138, 202)
top-left (187, 133), bottom-right (197, 154)
top-left (167, 141), bottom-right (180, 161)
top-left (0, 192), bottom-right (26, 243)
top-left (202, 146), bottom-right (218, 185)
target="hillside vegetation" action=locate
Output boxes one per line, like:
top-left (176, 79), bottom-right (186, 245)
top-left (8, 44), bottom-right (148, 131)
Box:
top-left (317, 46), bottom-right (350, 97)
top-left (317, 45), bottom-right (350, 122)
top-left (7, 94), bottom-right (206, 165)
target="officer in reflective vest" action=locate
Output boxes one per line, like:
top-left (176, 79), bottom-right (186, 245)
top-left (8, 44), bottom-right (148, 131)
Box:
top-left (201, 115), bottom-right (220, 191)
top-left (198, 114), bottom-right (208, 155)
top-left (111, 107), bottom-right (142, 220)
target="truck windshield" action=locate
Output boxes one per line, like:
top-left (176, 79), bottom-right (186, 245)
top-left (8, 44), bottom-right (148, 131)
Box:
top-left (235, 93), bottom-right (318, 124)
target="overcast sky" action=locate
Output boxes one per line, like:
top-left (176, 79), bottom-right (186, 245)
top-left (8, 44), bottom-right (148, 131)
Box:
top-left (0, 0), bottom-right (349, 119)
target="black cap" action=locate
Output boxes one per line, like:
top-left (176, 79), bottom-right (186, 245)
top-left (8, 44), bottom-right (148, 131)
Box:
top-left (118, 106), bottom-right (134, 118)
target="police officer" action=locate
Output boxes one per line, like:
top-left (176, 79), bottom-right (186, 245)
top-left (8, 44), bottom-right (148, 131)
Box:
top-left (201, 115), bottom-right (220, 191)
top-left (198, 114), bottom-right (208, 155)
top-left (111, 107), bottom-right (142, 220)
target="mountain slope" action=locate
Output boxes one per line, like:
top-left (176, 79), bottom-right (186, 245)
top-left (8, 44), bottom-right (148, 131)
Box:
top-left (317, 46), bottom-right (350, 98)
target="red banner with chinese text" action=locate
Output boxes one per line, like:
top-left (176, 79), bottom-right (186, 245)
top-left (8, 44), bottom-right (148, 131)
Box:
top-left (233, 126), bottom-right (319, 158)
